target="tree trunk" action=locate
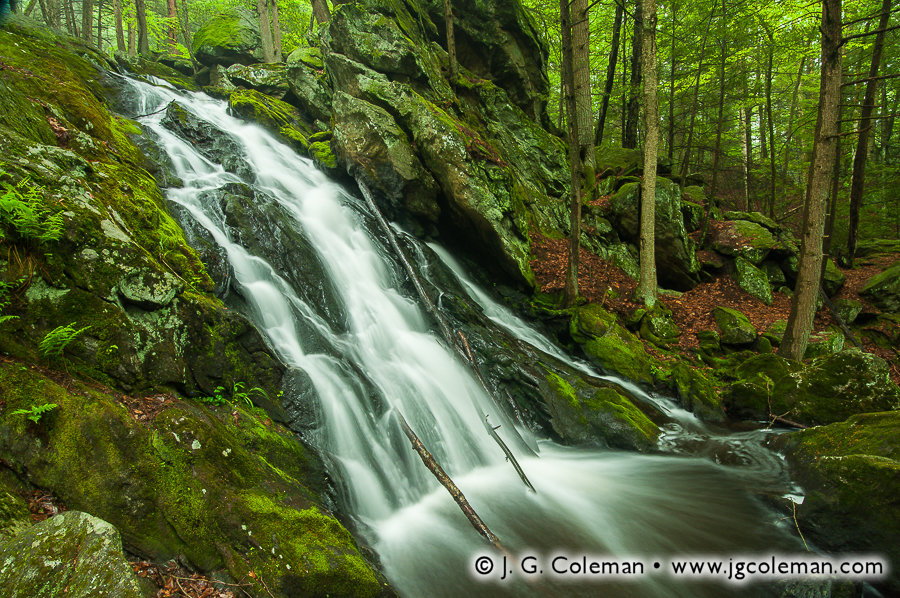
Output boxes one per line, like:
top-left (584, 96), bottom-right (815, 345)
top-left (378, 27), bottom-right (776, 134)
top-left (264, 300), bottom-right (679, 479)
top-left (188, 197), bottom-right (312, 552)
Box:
top-left (779, 0), bottom-right (842, 362)
top-left (764, 27), bottom-right (777, 218)
top-left (112, 0), bottom-right (125, 52)
top-left (824, 99), bottom-right (843, 260)
top-left (677, 6), bottom-right (714, 188)
top-left (443, 0), bottom-right (457, 89)
top-left (636, 0), bottom-right (658, 307)
top-left (81, 0), bottom-right (93, 44)
top-left (623, 0), bottom-right (642, 149)
top-left (572, 0), bottom-right (594, 172)
top-left (24, 0), bottom-right (38, 17)
top-left (666, 0), bottom-right (676, 161)
top-left (179, 0), bottom-right (192, 55)
top-left (560, 0), bottom-right (582, 307)
top-left (96, 0), bottom-right (102, 49)
top-left (65, 0), bottom-right (78, 38)
top-left (128, 22), bottom-right (136, 56)
top-left (739, 106), bottom-right (750, 210)
top-left (136, 0), bottom-right (149, 55)
top-left (782, 56), bottom-right (807, 189)
top-left (167, 0), bottom-right (177, 50)
top-left (709, 0), bottom-right (727, 203)
top-left (257, 0), bottom-right (275, 62)
top-left (310, 0), bottom-right (330, 25)
top-left (595, 0), bottom-right (623, 147)
top-left (847, 0), bottom-right (891, 266)
top-left (270, 0), bottom-right (282, 61)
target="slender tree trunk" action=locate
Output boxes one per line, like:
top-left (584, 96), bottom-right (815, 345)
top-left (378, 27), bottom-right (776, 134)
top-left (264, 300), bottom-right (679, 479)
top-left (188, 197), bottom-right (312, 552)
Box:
top-left (740, 106), bottom-right (750, 210)
top-left (636, 0), bottom-right (659, 307)
top-left (620, 12), bottom-right (629, 143)
top-left (595, 0), bottom-right (623, 147)
top-left (65, 0), bottom-right (78, 37)
top-left (82, 0), bottom-right (93, 44)
top-left (128, 21), bottom-right (136, 56)
top-left (443, 0), bottom-right (457, 89)
top-left (310, 0), bottom-right (329, 25)
top-left (847, 0), bottom-right (892, 266)
top-left (96, 0), bottom-right (102, 49)
top-left (112, 0), bottom-right (125, 52)
top-left (782, 56), bottom-right (807, 188)
top-left (667, 0), bottom-right (676, 161)
top-left (764, 27), bottom-right (777, 218)
top-left (561, 0), bottom-right (582, 307)
top-left (24, 0), bottom-right (38, 16)
top-left (166, 0), bottom-right (177, 50)
top-left (825, 99), bottom-right (843, 260)
top-left (270, 0), bottom-right (282, 61)
top-left (38, 0), bottom-right (59, 28)
top-left (257, 0), bottom-right (275, 62)
top-left (623, 0), bottom-right (642, 149)
top-left (179, 0), bottom-right (192, 55)
top-left (558, 76), bottom-right (565, 131)
top-left (678, 6), bottom-right (714, 188)
top-left (709, 0), bottom-right (727, 203)
top-left (780, 0), bottom-right (842, 362)
top-left (572, 0), bottom-right (594, 172)
top-left (136, 0), bottom-right (149, 55)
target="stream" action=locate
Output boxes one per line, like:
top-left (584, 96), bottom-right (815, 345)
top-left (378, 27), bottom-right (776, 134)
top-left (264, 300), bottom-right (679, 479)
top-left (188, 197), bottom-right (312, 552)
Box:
top-left (123, 75), bottom-right (809, 597)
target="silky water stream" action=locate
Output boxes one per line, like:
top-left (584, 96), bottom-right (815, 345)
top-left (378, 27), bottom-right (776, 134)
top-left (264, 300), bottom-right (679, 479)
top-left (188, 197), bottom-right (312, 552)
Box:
top-left (123, 76), bottom-right (809, 597)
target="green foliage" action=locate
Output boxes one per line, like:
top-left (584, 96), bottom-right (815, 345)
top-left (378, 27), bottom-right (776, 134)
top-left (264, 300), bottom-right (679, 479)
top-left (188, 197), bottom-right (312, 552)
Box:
top-left (39, 322), bottom-right (90, 360)
top-left (10, 403), bottom-right (58, 424)
top-left (0, 279), bottom-right (21, 326)
top-left (0, 172), bottom-right (63, 246)
top-left (197, 381), bottom-right (268, 408)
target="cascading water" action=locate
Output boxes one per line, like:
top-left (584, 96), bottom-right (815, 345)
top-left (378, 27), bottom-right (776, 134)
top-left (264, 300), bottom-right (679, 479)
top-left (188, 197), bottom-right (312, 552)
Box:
top-left (124, 76), bottom-right (806, 597)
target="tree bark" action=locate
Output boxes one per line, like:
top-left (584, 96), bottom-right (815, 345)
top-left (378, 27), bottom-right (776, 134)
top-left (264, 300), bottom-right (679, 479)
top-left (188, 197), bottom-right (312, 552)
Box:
top-left (136, 0), bottom-right (149, 55)
top-left (623, 0), bottom-right (642, 149)
top-left (167, 0), bottom-right (178, 50)
top-left (310, 0), bottom-right (330, 25)
top-left (64, 0), bottom-right (78, 37)
top-left (270, 0), bottom-right (282, 61)
top-left (779, 0), bottom-right (842, 362)
top-left (636, 0), bottom-right (658, 307)
top-left (782, 56), bottom-right (807, 189)
top-left (709, 0), bottom-right (728, 203)
top-left (595, 0), bottom-right (623, 147)
top-left (666, 0), bottom-right (676, 161)
top-left (572, 0), bottom-right (594, 172)
top-left (561, 0), bottom-right (582, 307)
top-left (257, 0), bottom-right (275, 62)
top-left (847, 0), bottom-right (891, 266)
top-left (112, 0), bottom-right (125, 52)
top-left (443, 0), bottom-right (457, 90)
top-left (81, 0), bottom-right (93, 45)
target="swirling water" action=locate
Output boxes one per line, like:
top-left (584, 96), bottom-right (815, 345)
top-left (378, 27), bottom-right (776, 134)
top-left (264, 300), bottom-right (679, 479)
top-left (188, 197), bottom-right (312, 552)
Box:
top-left (124, 75), bottom-right (804, 597)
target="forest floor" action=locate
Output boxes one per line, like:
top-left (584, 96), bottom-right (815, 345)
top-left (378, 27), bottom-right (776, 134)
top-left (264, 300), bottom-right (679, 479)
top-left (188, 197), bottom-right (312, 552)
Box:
top-left (530, 233), bottom-right (900, 385)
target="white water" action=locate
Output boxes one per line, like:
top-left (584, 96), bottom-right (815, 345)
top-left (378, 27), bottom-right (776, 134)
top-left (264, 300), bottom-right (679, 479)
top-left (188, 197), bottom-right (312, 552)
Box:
top-left (126, 77), bottom-right (801, 597)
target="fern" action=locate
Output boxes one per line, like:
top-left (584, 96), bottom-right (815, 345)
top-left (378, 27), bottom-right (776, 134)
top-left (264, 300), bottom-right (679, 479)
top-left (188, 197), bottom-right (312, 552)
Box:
top-left (0, 172), bottom-right (64, 245)
top-left (10, 403), bottom-right (58, 423)
top-left (39, 322), bottom-right (90, 359)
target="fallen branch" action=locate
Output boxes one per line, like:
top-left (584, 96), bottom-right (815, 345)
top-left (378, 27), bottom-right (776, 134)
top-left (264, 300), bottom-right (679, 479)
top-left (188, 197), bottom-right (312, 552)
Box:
top-left (356, 177), bottom-right (536, 492)
top-left (396, 410), bottom-right (505, 551)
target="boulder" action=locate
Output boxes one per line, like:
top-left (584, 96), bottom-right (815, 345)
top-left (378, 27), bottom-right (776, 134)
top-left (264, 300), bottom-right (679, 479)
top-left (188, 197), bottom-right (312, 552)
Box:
top-left (733, 256), bottom-right (772, 304)
top-left (727, 351), bottom-right (900, 425)
top-left (803, 328), bottom-right (844, 359)
top-left (609, 178), bottom-right (700, 290)
top-left (286, 47), bottom-right (332, 123)
top-left (331, 92), bottom-right (440, 223)
top-left (712, 306), bottom-right (757, 346)
top-left (710, 218), bottom-right (779, 264)
top-left (0, 512), bottom-right (142, 598)
top-left (224, 63), bottom-right (290, 98)
top-left (570, 303), bottom-right (660, 385)
top-left (832, 298), bottom-right (863, 325)
top-left (227, 88), bottom-right (313, 151)
top-left (822, 258), bottom-right (846, 296)
top-left (671, 363), bottom-right (725, 422)
top-left (771, 412), bottom-right (900, 595)
top-left (193, 8), bottom-right (263, 67)
top-left (160, 100), bottom-right (252, 179)
top-left (862, 261), bottom-right (900, 313)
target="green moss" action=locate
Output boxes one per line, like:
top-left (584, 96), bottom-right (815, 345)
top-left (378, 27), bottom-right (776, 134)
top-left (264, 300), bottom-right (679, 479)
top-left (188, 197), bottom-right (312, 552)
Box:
top-left (228, 89), bottom-right (312, 150)
top-left (546, 372), bottom-right (580, 411)
top-left (309, 140), bottom-right (337, 169)
top-left (670, 363), bottom-right (725, 422)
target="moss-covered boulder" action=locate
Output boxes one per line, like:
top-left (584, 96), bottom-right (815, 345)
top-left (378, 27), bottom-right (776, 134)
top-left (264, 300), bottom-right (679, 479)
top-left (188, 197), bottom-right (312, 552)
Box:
top-left (670, 363), bottom-right (725, 422)
top-left (193, 8), bottom-right (264, 67)
top-left (803, 327), bottom-right (844, 359)
top-left (117, 56), bottom-right (199, 91)
top-left (770, 412), bottom-right (899, 594)
top-left (286, 46), bottom-right (332, 123)
top-left (0, 511), bottom-right (143, 598)
top-left (636, 305), bottom-right (681, 348)
top-left (539, 370), bottom-right (659, 451)
top-left (225, 63), bottom-right (290, 98)
top-left (608, 178), bottom-right (700, 290)
top-left (0, 363), bottom-right (387, 598)
top-left (733, 256), bottom-right (772, 304)
top-left (227, 88), bottom-right (313, 151)
top-left (832, 298), bottom-right (863, 325)
top-left (595, 146), bottom-right (642, 177)
top-left (861, 261), bottom-right (900, 313)
top-left (710, 218), bottom-right (780, 264)
top-left (331, 92), bottom-right (440, 223)
top-left (727, 351), bottom-right (900, 425)
top-left (822, 258), bottom-right (846, 296)
top-left (569, 303), bottom-right (661, 385)
top-left (712, 306), bottom-right (757, 346)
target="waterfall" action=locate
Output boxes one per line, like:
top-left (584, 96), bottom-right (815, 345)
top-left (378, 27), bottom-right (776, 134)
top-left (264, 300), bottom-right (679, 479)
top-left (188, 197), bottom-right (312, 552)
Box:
top-left (125, 77), bottom-right (802, 597)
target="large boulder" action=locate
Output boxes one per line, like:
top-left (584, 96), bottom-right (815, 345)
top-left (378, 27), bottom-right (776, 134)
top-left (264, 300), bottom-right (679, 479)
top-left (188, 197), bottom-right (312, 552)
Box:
top-left (225, 63), bottom-right (290, 98)
top-left (193, 8), bottom-right (264, 67)
top-left (286, 46), bottom-right (332, 123)
top-left (331, 92), bottom-right (440, 224)
top-left (770, 411), bottom-right (900, 595)
top-left (608, 178), bottom-right (700, 290)
top-left (710, 218), bottom-right (781, 264)
top-left (727, 351), bottom-right (900, 425)
top-left (0, 512), bottom-right (143, 598)
top-left (712, 306), bottom-right (757, 346)
top-left (160, 100), bottom-right (252, 179)
top-left (570, 303), bottom-right (658, 385)
top-left (862, 261), bottom-right (900, 313)
top-left (733, 256), bottom-right (772, 304)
